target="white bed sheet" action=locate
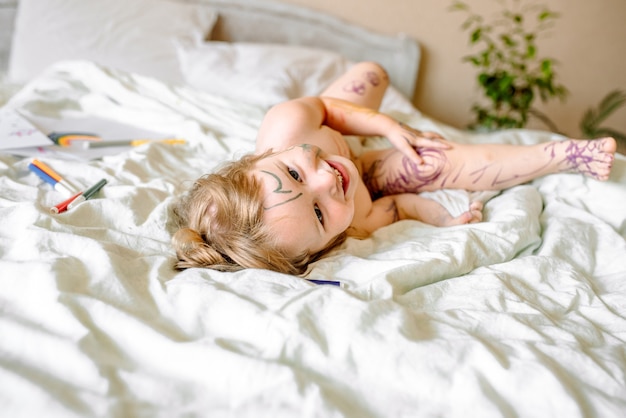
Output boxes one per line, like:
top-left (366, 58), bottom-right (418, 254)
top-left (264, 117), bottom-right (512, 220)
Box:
top-left (1, 61), bottom-right (625, 417)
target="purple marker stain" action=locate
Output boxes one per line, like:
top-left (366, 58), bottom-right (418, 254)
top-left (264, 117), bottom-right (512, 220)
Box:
top-left (365, 71), bottom-right (381, 87)
top-left (563, 140), bottom-right (598, 177)
top-left (546, 139), bottom-right (605, 178)
top-left (343, 80), bottom-right (367, 96)
top-left (365, 147), bottom-right (447, 198)
top-left (10, 129), bottom-right (37, 137)
top-left (469, 164), bottom-right (491, 185)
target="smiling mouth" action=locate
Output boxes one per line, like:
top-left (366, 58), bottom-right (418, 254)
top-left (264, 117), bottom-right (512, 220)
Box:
top-left (327, 160), bottom-right (349, 195)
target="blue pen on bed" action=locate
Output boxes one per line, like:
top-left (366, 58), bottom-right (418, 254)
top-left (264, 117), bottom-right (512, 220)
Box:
top-left (307, 279), bottom-right (342, 287)
top-left (28, 162), bottom-right (77, 197)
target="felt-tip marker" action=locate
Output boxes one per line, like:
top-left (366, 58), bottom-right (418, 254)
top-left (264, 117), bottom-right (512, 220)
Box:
top-left (48, 132), bottom-right (186, 149)
top-left (67, 179), bottom-right (108, 210)
top-left (30, 159), bottom-right (79, 196)
top-left (307, 279), bottom-right (342, 287)
top-left (50, 191), bottom-right (83, 214)
top-left (28, 163), bottom-right (75, 197)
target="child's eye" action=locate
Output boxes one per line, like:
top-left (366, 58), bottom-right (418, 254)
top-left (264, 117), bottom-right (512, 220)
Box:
top-left (288, 168), bottom-right (300, 181)
top-left (314, 204), bottom-right (323, 225)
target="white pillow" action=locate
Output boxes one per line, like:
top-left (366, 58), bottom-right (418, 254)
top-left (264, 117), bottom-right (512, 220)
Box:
top-left (178, 41), bottom-right (416, 113)
top-left (178, 42), bottom-right (351, 108)
top-left (8, 0), bottom-right (218, 84)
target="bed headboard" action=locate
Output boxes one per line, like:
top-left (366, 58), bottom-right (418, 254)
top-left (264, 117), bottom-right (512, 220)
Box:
top-left (0, 0), bottom-right (421, 99)
top-left (204, 0), bottom-right (420, 98)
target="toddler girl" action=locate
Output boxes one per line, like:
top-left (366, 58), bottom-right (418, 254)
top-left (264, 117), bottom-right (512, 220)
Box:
top-left (173, 62), bottom-right (616, 275)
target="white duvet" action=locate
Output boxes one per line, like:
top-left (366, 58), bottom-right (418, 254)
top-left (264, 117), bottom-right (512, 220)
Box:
top-left (1, 61), bottom-right (625, 417)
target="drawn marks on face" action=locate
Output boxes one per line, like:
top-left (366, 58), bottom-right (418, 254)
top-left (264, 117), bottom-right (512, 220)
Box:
top-left (298, 143), bottom-right (321, 158)
top-left (260, 145), bottom-right (322, 210)
top-left (261, 170), bottom-right (302, 210)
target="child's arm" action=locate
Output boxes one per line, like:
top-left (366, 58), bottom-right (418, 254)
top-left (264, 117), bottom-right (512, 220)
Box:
top-left (256, 97), bottom-right (326, 153)
top-left (353, 194), bottom-right (483, 236)
top-left (256, 97), bottom-right (449, 164)
top-left (319, 97), bottom-right (450, 165)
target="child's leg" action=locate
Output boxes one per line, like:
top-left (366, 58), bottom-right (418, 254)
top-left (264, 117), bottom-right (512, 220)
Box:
top-left (320, 61), bottom-right (389, 110)
top-left (360, 137), bottom-right (617, 196)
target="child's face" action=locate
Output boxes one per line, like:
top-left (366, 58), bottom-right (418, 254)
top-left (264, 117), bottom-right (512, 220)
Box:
top-left (253, 144), bottom-right (359, 255)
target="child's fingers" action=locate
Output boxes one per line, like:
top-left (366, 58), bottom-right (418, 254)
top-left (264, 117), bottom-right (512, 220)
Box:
top-left (414, 136), bottom-right (451, 149)
top-left (420, 131), bottom-right (448, 142)
top-left (446, 211), bottom-right (475, 225)
top-left (393, 137), bottom-right (449, 166)
top-left (468, 201), bottom-right (484, 223)
top-left (392, 125), bottom-right (452, 165)
top-left (448, 201), bottom-right (484, 225)
top-left (401, 124), bottom-right (450, 145)
top-left (399, 142), bottom-right (425, 165)
top-left (386, 135), bottom-right (425, 164)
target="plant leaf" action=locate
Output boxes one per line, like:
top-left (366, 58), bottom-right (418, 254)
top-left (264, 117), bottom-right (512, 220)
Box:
top-left (450, 1), bottom-right (468, 11)
top-left (589, 128), bottom-right (626, 142)
top-left (538, 10), bottom-right (559, 21)
top-left (580, 109), bottom-right (598, 135)
top-left (471, 28), bottom-right (482, 43)
top-left (580, 90), bottom-right (626, 138)
top-left (588, 90), bottom-right (626, 126)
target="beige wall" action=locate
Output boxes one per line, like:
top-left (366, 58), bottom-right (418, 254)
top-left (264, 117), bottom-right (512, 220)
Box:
top-left (281, 0), bottom-right (626, 137)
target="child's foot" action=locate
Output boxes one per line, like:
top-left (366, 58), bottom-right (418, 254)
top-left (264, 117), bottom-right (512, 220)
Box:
top-left (554, 137), bottom-right (616, 181)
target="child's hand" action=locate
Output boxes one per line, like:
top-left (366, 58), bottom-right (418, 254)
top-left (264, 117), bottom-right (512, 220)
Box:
top-left (461, 201), bottom-right (484, 224)
top-left (389, 123), bottom-right (451, 165)
top-left (435, 201), bottom-right (484, 226)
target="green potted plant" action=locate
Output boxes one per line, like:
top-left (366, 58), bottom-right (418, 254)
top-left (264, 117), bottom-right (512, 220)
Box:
top-left (580, 89), bottom-right (626, 154)
top-left (580, 89), bottom-right (626, 140)
top-left (450, 0), bottom-right (568, 131)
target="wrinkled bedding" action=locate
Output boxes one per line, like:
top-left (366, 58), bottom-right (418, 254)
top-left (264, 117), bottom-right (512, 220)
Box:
top-left (1, 61), bottom-right (625, 417)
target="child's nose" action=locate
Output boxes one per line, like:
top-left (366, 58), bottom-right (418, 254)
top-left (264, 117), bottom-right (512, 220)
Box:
top-left (311, 167), bottom-right (339, 195)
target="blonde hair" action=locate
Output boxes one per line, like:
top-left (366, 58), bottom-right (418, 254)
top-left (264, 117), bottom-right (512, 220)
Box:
top-left (172, 152), bottom-right (347, 275)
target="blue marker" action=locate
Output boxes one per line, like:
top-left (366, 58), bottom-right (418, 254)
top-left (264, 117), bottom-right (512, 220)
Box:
top-left (28, 161), bottom-right (77, 197)
top-left (307, 279), bottom-right (342, 287)
top-left (29, 163), bottom-right (56, 186)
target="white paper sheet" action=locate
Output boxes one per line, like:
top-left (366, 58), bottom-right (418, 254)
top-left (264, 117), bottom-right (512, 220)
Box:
top-left (7, 114), bottom-right (179, 160)
top-left (0, 107), bottom-right (51, 149)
